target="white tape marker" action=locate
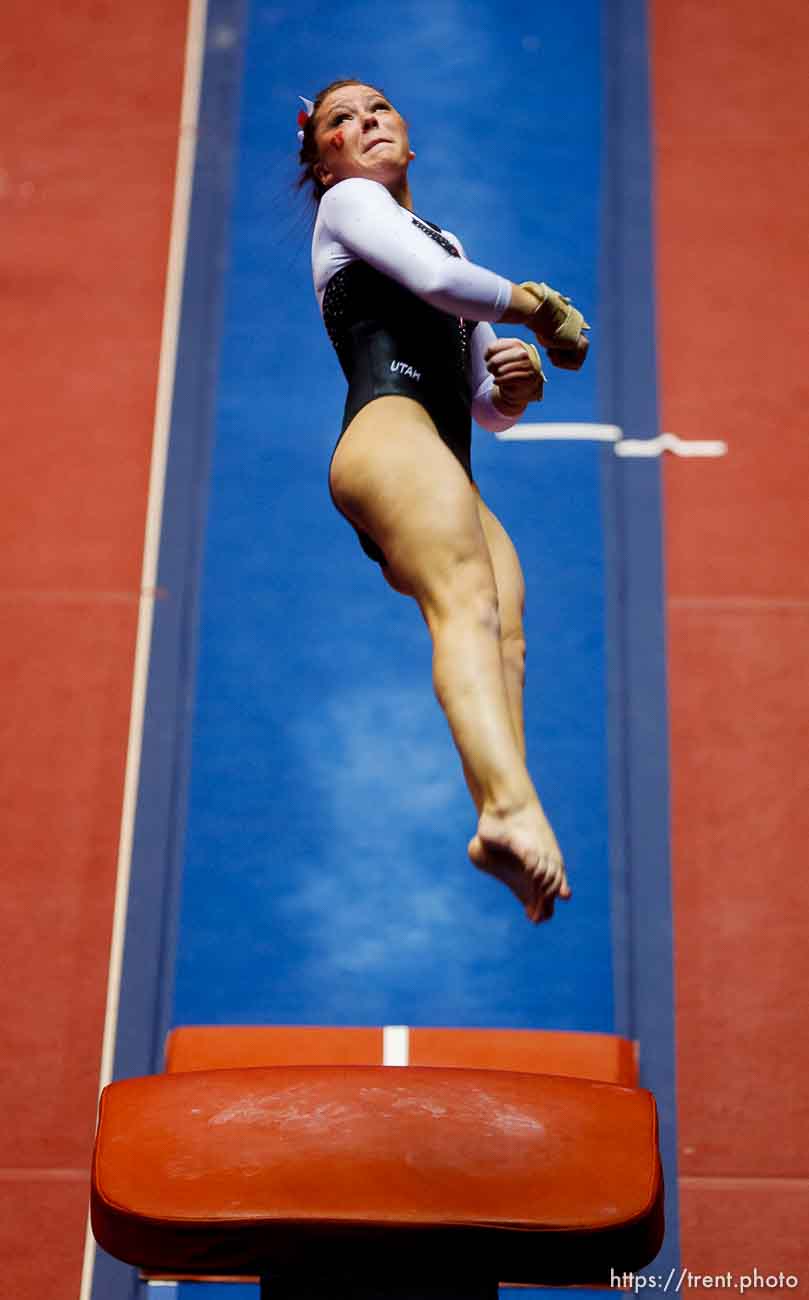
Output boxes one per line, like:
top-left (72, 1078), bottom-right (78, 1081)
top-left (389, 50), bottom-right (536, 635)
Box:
top-left (383, 1025), bottom-right (410, 1066)
top-left (495, 423), bottom-right (728, 457)
top-left (615, 432), bottom-right (728, 458)
top-left (496, 423), bottom-right (622, 442)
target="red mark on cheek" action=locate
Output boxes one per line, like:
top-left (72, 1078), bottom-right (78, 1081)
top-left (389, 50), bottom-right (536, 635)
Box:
top-left (333, 130), bottom-right (344, 150)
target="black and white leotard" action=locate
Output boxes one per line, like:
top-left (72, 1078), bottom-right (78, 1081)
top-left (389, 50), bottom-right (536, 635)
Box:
top-left (312, 176), bottom-right (518, 560)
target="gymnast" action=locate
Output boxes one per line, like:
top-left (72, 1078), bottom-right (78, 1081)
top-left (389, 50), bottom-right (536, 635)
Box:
top-left (297, 80), bottom-right (589, 924)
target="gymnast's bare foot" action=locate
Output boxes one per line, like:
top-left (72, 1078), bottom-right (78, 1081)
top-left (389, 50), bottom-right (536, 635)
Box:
top-left (468, 802), bottom-right (572, 924)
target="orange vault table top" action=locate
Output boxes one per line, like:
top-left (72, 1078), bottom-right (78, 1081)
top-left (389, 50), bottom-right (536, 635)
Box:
top-left (90, 1026), bottom-right (664, 1295)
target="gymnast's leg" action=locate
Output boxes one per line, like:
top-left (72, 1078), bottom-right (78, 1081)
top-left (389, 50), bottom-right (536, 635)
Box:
top-left (469, 493), bottom-right (569, 921)
top-left (329, 396), bottom-right (570, 923)
top-left (476, 494), bottom-right (527, 762)
top-left (444, 495), bottom-right (525, 813)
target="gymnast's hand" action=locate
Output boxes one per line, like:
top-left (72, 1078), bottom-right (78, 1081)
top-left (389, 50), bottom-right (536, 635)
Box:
top-left (486, 337), bottom-right (545, 414)
top-left (520, 281), bottom-right (590, 371)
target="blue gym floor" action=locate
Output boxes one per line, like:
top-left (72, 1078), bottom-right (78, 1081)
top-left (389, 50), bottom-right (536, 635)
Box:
top-left (176, 0), bottom-right (608, 1036)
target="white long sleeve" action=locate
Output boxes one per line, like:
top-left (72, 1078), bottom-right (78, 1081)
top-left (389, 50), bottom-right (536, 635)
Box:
top-left (313, 177), bottom-right (512, 321)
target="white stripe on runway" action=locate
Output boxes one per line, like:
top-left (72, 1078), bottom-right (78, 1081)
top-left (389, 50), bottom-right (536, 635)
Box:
top-left (79, 3), bottom-right (209, 1297)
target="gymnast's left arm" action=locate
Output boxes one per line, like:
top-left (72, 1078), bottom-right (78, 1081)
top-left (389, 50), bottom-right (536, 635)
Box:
top-left (467, 319), bottom-right (546, 432)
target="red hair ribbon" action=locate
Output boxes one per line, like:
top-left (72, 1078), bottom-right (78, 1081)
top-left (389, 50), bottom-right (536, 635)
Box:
top-left (297, 96), bottom-right (314, 145)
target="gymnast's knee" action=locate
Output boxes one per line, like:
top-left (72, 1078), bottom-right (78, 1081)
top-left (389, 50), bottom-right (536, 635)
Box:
top-left (411, 546), bottom-right (501, 639)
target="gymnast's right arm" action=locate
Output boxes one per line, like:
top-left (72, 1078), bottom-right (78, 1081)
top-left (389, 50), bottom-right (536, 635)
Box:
top-left (316, 178), bottom-right (588, 364)
top-left (316, 177), bottom-right (532, 325)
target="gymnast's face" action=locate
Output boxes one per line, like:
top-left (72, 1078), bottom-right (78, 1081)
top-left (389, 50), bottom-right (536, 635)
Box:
top-left (314, 84), bottom-right (415, 192)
